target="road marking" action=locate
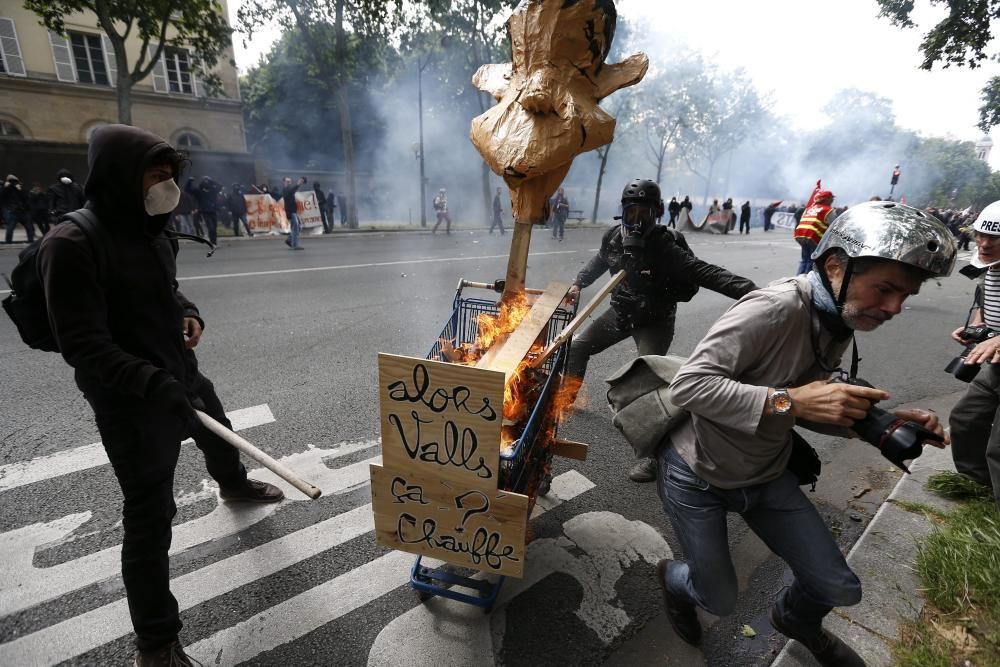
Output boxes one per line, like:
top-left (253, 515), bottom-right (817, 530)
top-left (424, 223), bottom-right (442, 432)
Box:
top-left (366, 509), bottom-right (671, 666)
top-left (176, 250), bottom-right (580, 283)
top-left (186, 470), bottom-right (596, 667)
top-left (0, 404), bottom-right (276, 493)
top-left (0, 439), bottom-right (380, 619)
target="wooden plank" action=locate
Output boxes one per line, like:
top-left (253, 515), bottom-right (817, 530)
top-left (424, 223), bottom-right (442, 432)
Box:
top-left (532, 271), bottom-right (625, 368)
top-left (551, 438), bottom-right (589, 461)
top-left (370, 463), bottom-right (529, 577)
top-left (477, 280), bottom-right (570, 383)
top-left (377, 353), bottom-right (505, 492)
top-left (501, 221), bottom-right (533, 302)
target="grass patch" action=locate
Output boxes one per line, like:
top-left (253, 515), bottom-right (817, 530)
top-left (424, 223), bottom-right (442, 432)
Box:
top-left (926, 472), bottom-right (993, 501)
top-left (890, 499), bottom-right (946, 520)
top-left (893, 496), bottom-right (1000, 666)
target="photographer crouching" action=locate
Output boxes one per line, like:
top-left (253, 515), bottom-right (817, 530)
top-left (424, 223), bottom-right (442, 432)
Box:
top-left (948, 201), bottom-right (1000, 511)
top-left (659, 202), bottom-right (953, 665)
top-left (565, 179), bottom-right (757, 482)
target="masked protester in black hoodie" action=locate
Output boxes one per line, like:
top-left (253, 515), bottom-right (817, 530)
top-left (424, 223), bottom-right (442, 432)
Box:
top-left (47, 168), bottom-right (86, 219)
top-left (37, 125), bottom-right (282, 667)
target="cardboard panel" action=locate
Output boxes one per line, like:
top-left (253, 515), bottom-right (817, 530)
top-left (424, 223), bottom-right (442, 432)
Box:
top-left (378, 353), bottom-right (505, 491)
top-left (371, 463), bottom-right (529, 577)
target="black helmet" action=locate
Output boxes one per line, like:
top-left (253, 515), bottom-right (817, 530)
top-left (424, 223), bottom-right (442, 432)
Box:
top-left (621, 179), bottom-right (664, 219)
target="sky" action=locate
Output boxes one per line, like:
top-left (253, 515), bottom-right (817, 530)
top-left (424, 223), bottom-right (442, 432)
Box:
top-left (227, 0), bottom-right (1000, 170)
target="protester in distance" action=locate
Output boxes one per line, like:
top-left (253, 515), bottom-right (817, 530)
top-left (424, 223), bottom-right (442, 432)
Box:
top-left (491, 186), bottom-right (506, 235)
top-left (949, 201), bottom-right (1000, 512)
top-left (325, 188), bottom-right (337, 228)
top-left (313, 181), bottom-right (331, 234)
top-left (37, 125), bottom-right (283, 667)
top-left (432, 187), bottom-right (451, 235)
top-left (658, 202), bottom-right (953, 666)
top-left (739, 200), bottom-right (752, 235)
top-left (28, 181), bottom-right (51, 236)
top-left (1, 174), bottom-right (32, 244)
top-left (793, 180), bottom-right (835, 274)
top-left (566, 178), bottom-right (758, 482)
top-left (171, 185), bottom-right (198, 236)
top-left (552, 187), bottom-right (570, 241)
top-left (47, 168), bottom-right (86, 224)
top-left (763, 200), bottom-right (781, 232)
top-left (227, 183), bottom-right (253, 237)
top-left (186, 176), bottom-right (221, 244)
top-left (722, 197), bottom-right (735, 234)
top-left (272, 176), bottom-right (305, 249)
top-left (667, 196), bottom-right (680, 229)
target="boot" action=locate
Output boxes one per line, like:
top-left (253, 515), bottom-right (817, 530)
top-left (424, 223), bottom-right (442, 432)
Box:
top-left (628, 457), bottom-right (657, 482)
top-left (656, 559), bottom-right (702, 646)
top-left (769, 607), bottom-right (866, 667)
top-left (219, 478), bottom-right (284, 503)
top-left (134, 641), bottom-right (200, 667)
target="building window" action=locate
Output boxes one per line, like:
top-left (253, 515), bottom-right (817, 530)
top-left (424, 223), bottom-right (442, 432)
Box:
top-left (69, 32), bottom-right (109, 85)
top-left (164, 48), bottom-right (193, 94)
top-left (0, 18), bottom-right (25, 77)
top-left (0, 120), bottom-right (23, 137)
top-left (176, 132), bottom-right (205, 150)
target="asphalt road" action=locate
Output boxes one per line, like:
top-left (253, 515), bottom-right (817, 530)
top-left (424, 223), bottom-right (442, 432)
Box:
top-left (0, 226), bottom-right (978, 666)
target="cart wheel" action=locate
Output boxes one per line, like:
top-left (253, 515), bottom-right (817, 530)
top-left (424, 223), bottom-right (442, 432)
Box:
top-left (537, 473), bottom-right (552, 496)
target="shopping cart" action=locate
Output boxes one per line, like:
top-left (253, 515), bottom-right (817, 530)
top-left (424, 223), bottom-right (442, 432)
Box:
top-left (411, 279), bottom-right (576, 611)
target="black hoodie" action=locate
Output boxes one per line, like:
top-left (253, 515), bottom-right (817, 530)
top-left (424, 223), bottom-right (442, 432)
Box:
top-left (47, 168), bottom-right (86, 217)
top-left (38, 124), bottom-right (202, 409)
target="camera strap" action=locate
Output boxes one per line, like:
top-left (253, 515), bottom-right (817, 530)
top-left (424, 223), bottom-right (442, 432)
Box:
top-left (807, 290), bottom-right (859, 380)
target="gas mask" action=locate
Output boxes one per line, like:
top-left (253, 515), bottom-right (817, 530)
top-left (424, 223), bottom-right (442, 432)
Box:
top-left (620, 204), bottom-right (654, 260)
top-left (60, 177), bottom-right (72, 185)
top-left (144, 179), bottom-right (181, 216)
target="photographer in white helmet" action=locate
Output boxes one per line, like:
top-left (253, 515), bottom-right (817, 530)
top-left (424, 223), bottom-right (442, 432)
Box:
top-left (948, 201), bottom-right (1000, 511)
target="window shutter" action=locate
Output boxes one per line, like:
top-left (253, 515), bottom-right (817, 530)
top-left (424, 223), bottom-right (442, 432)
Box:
top-left (147, 42), bottom-right (167, 92)
top-left (193, 72), bottom-right (206, 98)
top-left (0, 18), bottom-right (25, 76)
top-left (48, 30), bottom-right (76, 82)
top-left (101, 34), bottom-right (117, 86)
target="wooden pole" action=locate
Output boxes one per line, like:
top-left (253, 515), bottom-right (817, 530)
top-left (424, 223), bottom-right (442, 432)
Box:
top-left (531, 270), bottom-right (625, 368)
top-left (501, 220), bottom-right (534, 302)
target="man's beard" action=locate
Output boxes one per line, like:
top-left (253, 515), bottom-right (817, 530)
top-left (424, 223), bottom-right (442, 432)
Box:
top-left (841, 303), bottom-right (890, 331)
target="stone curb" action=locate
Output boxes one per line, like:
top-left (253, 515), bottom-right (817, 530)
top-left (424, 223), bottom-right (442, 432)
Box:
top-left (771, 438), bottom-right (960, 667)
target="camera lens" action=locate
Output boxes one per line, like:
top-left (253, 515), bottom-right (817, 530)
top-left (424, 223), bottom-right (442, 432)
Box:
top-left (945, 353), bottom-right (980, 382)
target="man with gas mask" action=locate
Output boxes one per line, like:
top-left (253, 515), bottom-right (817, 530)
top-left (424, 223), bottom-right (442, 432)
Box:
top-left (37, 125), bottom-right (282, 667)
top-left (566, 178), bottom-right (758, 482)
top-left (948, 201), bottom-right (1000, 511)
top-left (659, 202), bottom-right (953, 666)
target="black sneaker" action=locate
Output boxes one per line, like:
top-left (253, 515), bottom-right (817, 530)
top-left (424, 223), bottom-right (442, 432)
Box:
top-left (656, 559), bottom-right (702, 646)
top-left (134, 641), bottom-right (201, 667)
top-left (219, 478), bottom-right (285, 503)
top-left (628, 457), bottom-right (657, 482)
top-left (769, 607), bottom-right (865, 667)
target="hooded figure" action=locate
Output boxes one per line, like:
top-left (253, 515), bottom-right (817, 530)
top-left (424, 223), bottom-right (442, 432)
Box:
top-left (1, 173), bottom-right (30, 243)
top-left (37, 124), bottom-right (282, 665)
top-left (47, 168), bottom-right (86, 218)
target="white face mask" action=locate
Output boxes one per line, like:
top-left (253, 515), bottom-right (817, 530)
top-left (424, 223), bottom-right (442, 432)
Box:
top-left (60, 177), bottom-right (72, 185)
top-left (144, 178), bottom-right (181, 216)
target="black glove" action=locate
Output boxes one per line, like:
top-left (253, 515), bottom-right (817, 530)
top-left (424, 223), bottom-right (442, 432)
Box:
top-left (146, 372), bottom-right (199, 434)
top-left (852, 407), bottom-right (943, 473)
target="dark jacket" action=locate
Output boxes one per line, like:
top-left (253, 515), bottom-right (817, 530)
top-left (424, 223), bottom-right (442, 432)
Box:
top-left (38, 124), bottom-right (203, 410)
top-left (313, 186), bottom-right (326, 208)
top-left (574, 224), bottom-right (757, 323)
top-left (668, 200), bottom-right (681, 216)
top-left (680, 198), bottom-right (693, 211)
top-left (277, 183), bottom-right (301, 216)
top-left (0, 181), bottom-right (27, 214)
top-left (47, 169), bottom-right (86, 216)
top-left (189, 177), bottom-right (221, 212)
top-left (740, 203), bottom-right (751, 223)
top-left (227, 189), bottom-right (247, 215)
top-left (175, 189), bottom-right (197, 216)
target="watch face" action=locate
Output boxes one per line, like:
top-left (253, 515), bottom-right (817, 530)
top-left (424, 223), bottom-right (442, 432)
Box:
top-left (773, 393), bottom-right (792, 413)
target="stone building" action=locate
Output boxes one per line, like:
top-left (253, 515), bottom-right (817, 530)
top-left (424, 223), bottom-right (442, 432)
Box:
top-left (976, 134), bottom-right (994, 163)
top-left (0, 1), bottom-right (254, 187)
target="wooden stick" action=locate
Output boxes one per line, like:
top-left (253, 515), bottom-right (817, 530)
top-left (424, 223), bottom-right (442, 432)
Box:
top-left (501, 221), bottom-right (533, 302)
top-left (195, 410), bottom-right (323, 500)
top-left (531, 271), bottom-right (625, 368)
top-left (551, 438), bottom-right (589, 461)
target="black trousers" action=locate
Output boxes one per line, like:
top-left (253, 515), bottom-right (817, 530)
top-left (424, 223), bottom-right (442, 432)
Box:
top-left (200, 211), bottom-right (218, 244)
top-left (566, 307), bottom-right (676, 381)
top-left (90, 375), bottom-right (247, 651)
top-left (490, 212), bottom-right (505, 234)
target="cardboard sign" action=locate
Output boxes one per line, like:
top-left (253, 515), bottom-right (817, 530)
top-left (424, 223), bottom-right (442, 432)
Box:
top-left (370, 464), bottom-right (528, 577)
top-left (772, 211), bottom-right (796, 230)
top-left (295, 191), bottom-right (323, 229)
top-left (244, 193), bottom-right (287, 233)
top-left (371, 353), bottom-right (531, 576)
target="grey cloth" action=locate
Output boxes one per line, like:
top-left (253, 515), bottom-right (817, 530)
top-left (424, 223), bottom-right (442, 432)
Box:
top-left (606, 354), bottom-right (689, 458)
top-left (949, 358), bottom-right (1000, 509)
top-left (669, 275), bottom-right (852, 489)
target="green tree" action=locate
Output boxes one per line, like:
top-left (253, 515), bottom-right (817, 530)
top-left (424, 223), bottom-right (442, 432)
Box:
top-left (24, 0), bottom-right (232, 125)
top-left (239, 0), bottom-right (404, 228)
top-left (876, 0), bottom-right (1000, 131)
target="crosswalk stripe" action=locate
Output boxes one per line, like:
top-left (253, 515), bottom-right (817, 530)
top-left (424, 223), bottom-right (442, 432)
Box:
top-left (186, 470), bottom-right (596, 666)
top-left (0, 404), bottom-right (276, 493)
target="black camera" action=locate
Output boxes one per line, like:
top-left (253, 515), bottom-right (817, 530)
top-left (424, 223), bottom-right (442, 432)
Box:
top-left (944, 324), bottom-right (997, 382)
top-left (844, 377), bottom-right (944, 473)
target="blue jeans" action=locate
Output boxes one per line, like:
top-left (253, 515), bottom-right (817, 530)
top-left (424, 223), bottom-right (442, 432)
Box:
top-left (3, 207), bottom-right (33, 243)
top-left (288, 212), bottom-right (301, 247)
top-left (797, 239), bottom-right (815, 274)
top-left (657, 445), bottom-right (861, 630)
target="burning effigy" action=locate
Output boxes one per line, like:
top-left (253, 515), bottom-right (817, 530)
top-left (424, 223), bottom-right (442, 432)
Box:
top-left (369, 0), bottom-right (645, 607)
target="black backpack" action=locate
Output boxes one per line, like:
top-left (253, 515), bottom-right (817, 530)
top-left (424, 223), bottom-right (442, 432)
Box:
top-left (1, 209), bottom-right (108, 352)
top-left (656, 226), bottom-right (700, 303)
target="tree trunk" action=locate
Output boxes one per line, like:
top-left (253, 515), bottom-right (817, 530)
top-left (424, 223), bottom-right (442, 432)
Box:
top-left (591, 146), bottom-right (611, 224)
top-left (701, 159), bottom-right (715, 206)
top-left (117, 79), bottom-right (133, 125)
top-left (655, 148), bottom-right (665, 185)
top-left (335, 0), bottom-right (359, 228)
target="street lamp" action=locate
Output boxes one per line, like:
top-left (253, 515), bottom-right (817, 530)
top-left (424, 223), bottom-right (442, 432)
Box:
top-left (417, 52), bottom-right (432, 228)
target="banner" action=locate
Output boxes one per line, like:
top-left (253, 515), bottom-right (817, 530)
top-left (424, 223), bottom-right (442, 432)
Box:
top-left (242, 191), bottom-right (322, 233)
top-left (771, 211), bottom-right (797, 230)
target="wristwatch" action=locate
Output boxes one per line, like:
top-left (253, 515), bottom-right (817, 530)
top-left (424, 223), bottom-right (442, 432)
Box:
top-left (770, 388), bottom-right (793, 415)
